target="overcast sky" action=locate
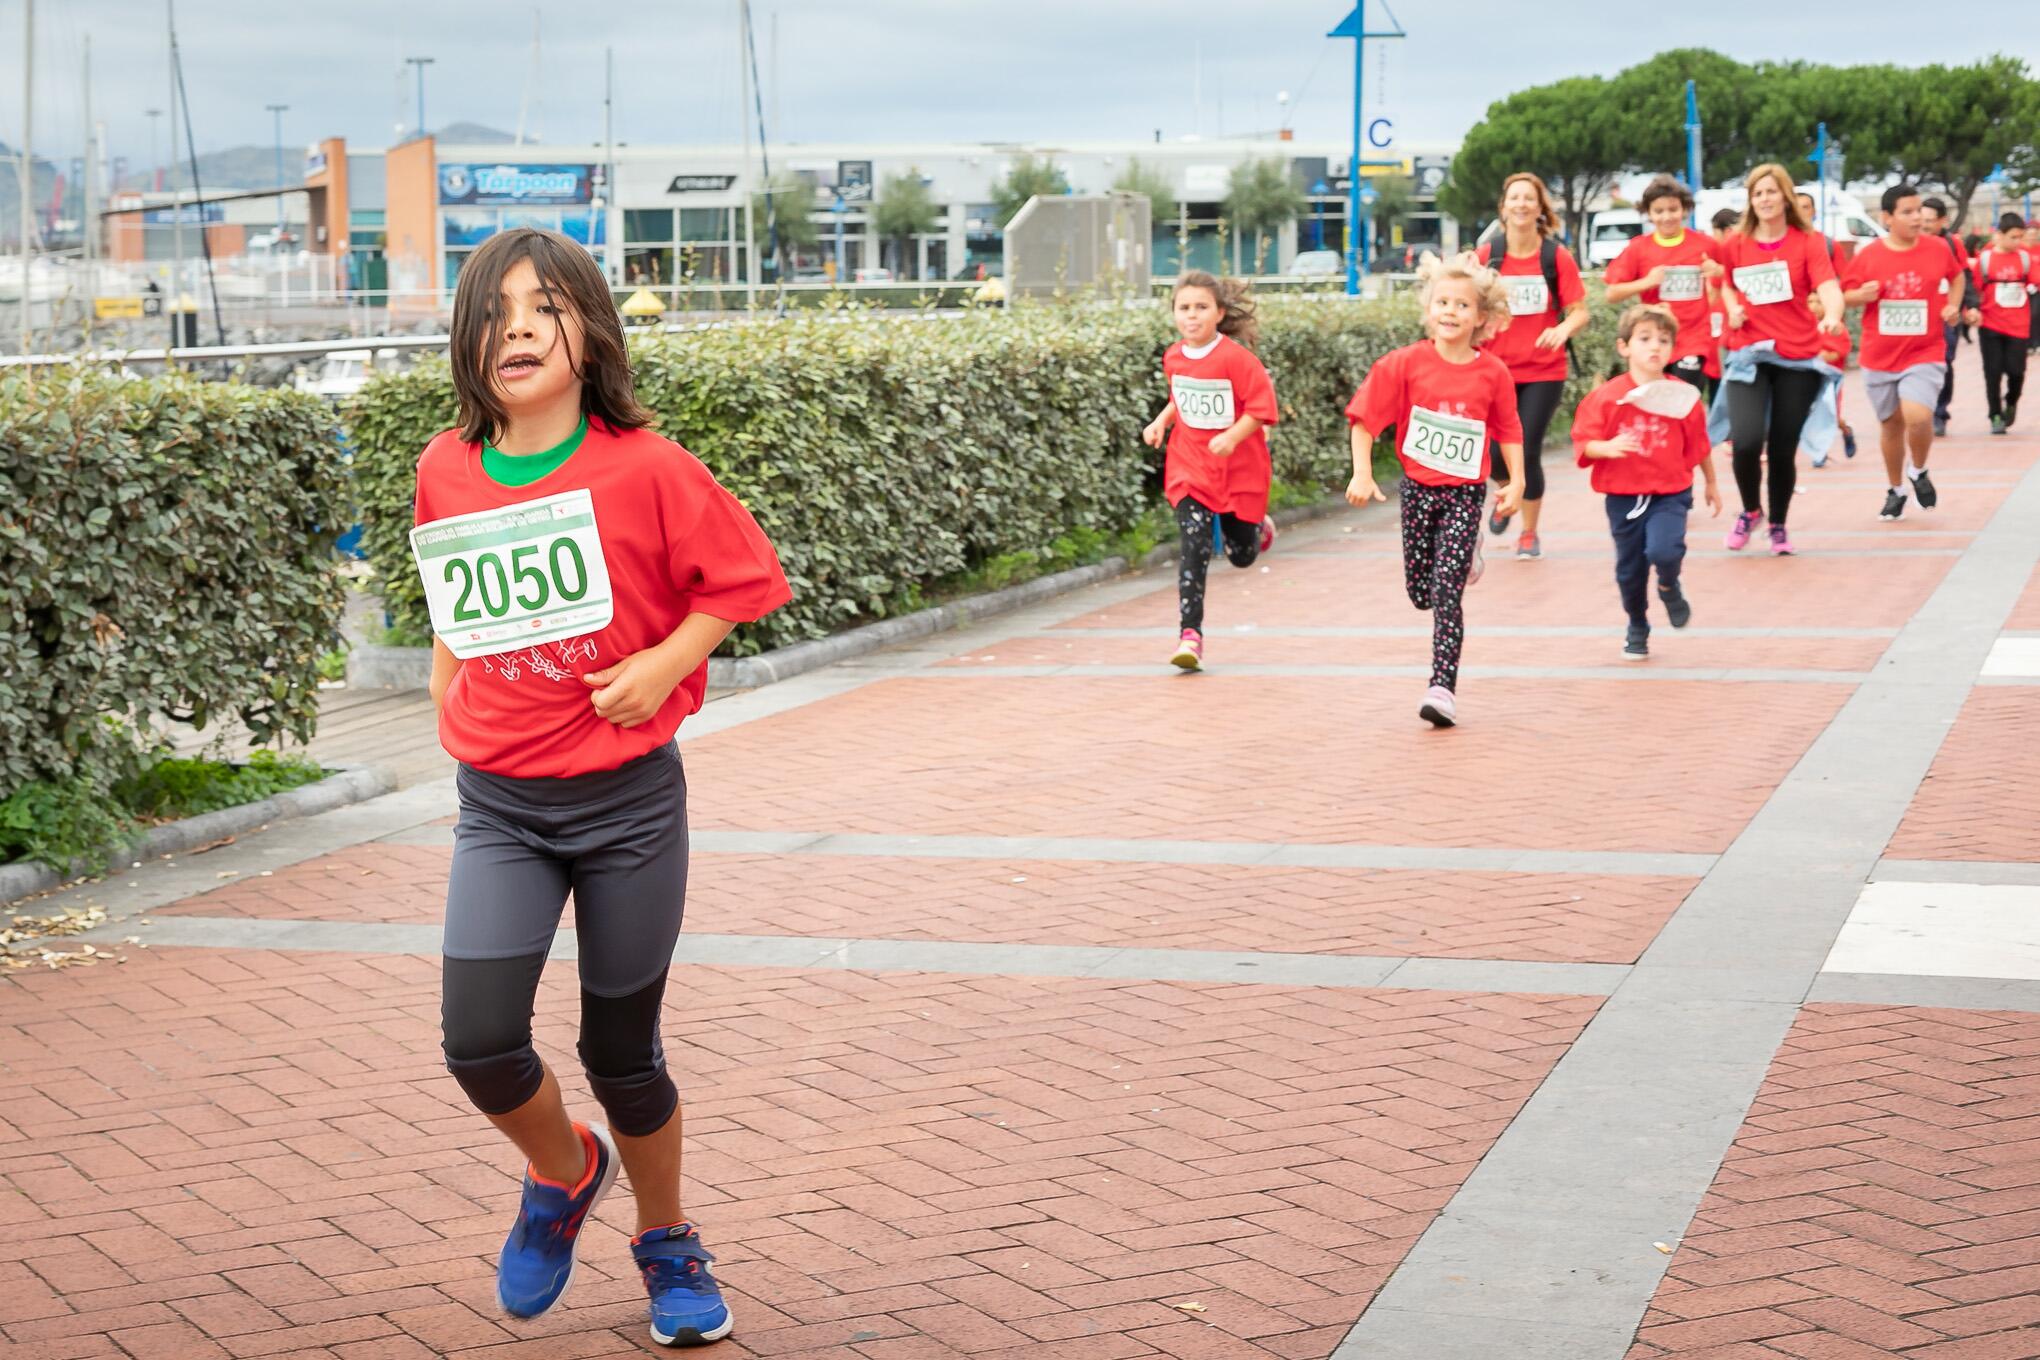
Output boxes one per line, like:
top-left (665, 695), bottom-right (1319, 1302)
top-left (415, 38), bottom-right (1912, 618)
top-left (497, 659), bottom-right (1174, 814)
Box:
top-left (3, 0), bottom-right (2037, 170)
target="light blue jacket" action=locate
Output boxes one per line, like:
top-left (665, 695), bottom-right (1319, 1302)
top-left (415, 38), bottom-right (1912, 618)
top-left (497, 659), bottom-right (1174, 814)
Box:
top-left (1707, 340), bottom-right (1846, 459)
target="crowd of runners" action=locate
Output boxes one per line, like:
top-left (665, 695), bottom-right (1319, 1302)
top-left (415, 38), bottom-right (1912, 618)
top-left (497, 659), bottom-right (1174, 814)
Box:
top-left (1154, 161), bottom-right (2040, 728)
top-left (390, 157), bottom-right (2040, 1349)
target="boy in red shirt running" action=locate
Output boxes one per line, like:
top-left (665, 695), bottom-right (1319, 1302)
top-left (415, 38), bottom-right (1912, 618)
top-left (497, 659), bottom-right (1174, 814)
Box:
top-left (1974, 213), bottom-right (2040, 432)
top-left (1573, 306), bottom-right (1721, 660)
top-left (1842, 184), bottom-right (1971, 520)
top-left (1605, 176), bottom-right (1723, 398)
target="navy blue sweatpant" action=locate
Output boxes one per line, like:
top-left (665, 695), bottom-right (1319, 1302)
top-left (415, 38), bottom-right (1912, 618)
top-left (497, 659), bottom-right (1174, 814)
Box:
top-left (1604, 490), bottom-right (1692, 631)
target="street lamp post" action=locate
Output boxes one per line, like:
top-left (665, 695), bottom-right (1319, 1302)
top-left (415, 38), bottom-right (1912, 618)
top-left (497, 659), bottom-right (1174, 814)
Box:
top-left (144, 107), bottom-right (162, 191)
top-left (1328, 2), bottom-right (1406, 297)
top-left (265, 102), bottom-right (288, 238)
top-left (405, 56), bottom-right (435, 139)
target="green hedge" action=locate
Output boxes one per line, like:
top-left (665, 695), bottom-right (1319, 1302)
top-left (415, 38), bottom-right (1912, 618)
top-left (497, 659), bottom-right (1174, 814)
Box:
top-left (349, 292), bottom-right (1615, 654)
top-left (0, 369), bottom-right (347, 805)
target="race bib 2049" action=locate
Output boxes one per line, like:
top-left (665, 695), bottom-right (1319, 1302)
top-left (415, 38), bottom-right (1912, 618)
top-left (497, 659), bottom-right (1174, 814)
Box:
top-left (1504, 273), bottom-right (1550, 316)
top-left (1170, 375), bottom-right (1237, 432)
top-left (1878, 299), bottom-right (1929, 336)
top-left (1733, 260), bottom-right (1793, 306)
top-left (410, 489), bottom-right (615, 660)
top-left (1401, 405), bottom-right (1487, 479)
top-left (1658, 265), bottom-right (1704, 303)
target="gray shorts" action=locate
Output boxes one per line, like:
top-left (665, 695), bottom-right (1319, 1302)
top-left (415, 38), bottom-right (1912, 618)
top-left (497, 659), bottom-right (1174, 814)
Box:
top-left (1864, 362), bottom-right (1947, 423)
top-left (444, 743), bottom-right (688, 997)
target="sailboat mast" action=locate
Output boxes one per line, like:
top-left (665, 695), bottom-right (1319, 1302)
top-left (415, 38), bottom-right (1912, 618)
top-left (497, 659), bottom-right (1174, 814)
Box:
top-left (19, 0), bottom-right (33, 354)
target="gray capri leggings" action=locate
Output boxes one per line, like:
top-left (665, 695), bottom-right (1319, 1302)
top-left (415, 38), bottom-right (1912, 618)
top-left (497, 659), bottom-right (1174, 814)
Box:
top-left (440, 743), bottom-right (688, 1137)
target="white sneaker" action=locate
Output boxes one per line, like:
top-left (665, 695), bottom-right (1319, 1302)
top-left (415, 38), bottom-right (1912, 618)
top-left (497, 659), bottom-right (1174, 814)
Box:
top-left (1419, 685), bottom-right (1457, 728)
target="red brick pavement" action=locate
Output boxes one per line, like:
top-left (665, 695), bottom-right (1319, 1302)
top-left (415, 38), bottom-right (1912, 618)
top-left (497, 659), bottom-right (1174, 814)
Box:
top-left (2005, 565), bottom-right (2040, 632)
top-left (1626, 1004), bottom-right (2040, 1358)
top-left (0, 948), bottom-right (1597, 1359)
top-left (680, 674), bottom-right (1845, 853)
top-left (1886, 689), bottom-right (2040, 863)
top-left (155, 847), bottom-right (1695, 966)
top-left (943, 633), bottom-right (1891, 673)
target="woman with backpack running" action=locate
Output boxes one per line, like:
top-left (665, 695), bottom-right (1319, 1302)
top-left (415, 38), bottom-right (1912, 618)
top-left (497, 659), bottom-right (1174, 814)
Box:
top-left (1476, 172), bottom-right (1590, 560)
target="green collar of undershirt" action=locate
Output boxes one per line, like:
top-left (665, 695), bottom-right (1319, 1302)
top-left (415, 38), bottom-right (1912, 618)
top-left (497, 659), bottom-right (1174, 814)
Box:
top-left (482, 415), bottom-right (588, 488)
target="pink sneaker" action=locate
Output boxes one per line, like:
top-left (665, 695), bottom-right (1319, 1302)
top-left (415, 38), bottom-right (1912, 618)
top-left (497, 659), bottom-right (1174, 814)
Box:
top-left (1769, 525), bottom-right (1796, 556)
top-left (1258, 515), bottom-right (1277, 555)
top-left (1725, 508), bottom-right (1765, 550)
top-left (1169, 629), bottom-right (1204, 671)
top-left (1419, 685), bottom-right (1457, 728)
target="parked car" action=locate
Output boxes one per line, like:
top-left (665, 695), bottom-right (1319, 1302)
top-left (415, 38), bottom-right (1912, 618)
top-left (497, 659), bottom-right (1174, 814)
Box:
top-left (293, 348), bottom-right (400, 402)
top-left (1289, 249), bottom-right (1343, 278)
top-left (1585, 210), bottom-right (1646, 268)
top-left (852, 267), bottom-right (894, 283)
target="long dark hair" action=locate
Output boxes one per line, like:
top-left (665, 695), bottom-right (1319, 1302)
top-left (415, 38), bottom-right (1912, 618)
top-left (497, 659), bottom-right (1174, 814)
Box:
top-left (448, 227), bottom-right (651, 446)
top-left (1173, 270), bottom-right (1260, 350)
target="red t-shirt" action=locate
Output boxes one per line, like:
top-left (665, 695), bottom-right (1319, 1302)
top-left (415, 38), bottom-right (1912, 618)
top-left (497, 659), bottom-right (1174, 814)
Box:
top-left (1605, 231), bottom-right (1722, 365)
top-left (1842, 237), bottom-right (1964, 372)
top-left (1477, 240), bottom-right (1586, 384)
top-left (1346, 341), bottom-right (1524, 487)
top-left (1975, 245), bottom-right (2040, 339)
top-left (1703, 295), bottom-right (1727, 379)
top-left (1571, 373), bottom-right (1712, 496)
top-left (413, 420), bottom-right (791, 779)
top-left (1162, 334), bottom-right (1279, 521)
top-left (1934, 229), bottom-right (1972, 274)
top-left (1720, 227), bottom-right (1838, 361)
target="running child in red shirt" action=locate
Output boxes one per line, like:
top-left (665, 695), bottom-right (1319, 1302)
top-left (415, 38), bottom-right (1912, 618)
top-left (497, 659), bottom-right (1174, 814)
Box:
top-left (411, 228), bottom-right (789, 1347)
top-left (1572, 306), bottom-right (1722, 661)
top-left (1143, 271), bottom-right (1279, 671)
top-left (1605, 175), bottom-right (1724, 399)
top-left (1345, 252), bottom-right (1525, 728)
top-left (1973, 212), bottom-right (2040, 432)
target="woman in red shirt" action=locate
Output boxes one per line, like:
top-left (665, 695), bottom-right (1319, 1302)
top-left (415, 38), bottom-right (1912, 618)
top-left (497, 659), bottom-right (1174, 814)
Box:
top-left (1344, 252), bottom-right (1526, 728)
top-left (1717, 162), bottom-right (1847, 555)
top-left (411, 228), bottom-right (789, 1346)
top-left (1475, 172), bottom-right (1590, 559)
top-left (1143, 272), bottom-right (1279, 671)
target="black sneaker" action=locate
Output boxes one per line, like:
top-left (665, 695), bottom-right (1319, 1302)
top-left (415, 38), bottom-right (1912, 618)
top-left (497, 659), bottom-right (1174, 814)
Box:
top-left (1933, 414), bottom-right (1949, 437)
top-left (1913, 469), bottom-right (1938, 510)
top-left (2007, 398), bottom-right (2019, 428)
top-left (1658, 585), bottom-right (1692, 629)
top-left (1622, 625), bottom-right (1649, 661)
top-left (1879, 488), bottom-right (1907, 521)
top-left (1842, 427), bottom-right (1858, 459)
top-left (1992, 415), bottom-right (2008, 436)
top-left (1488, 507), bottom-right (1512, 537)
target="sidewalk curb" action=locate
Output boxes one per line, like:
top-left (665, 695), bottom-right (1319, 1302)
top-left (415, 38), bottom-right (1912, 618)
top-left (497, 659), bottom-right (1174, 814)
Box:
top-left (346, 495), bottom-right (1358, 694)
top-left (0, 763), bottom-right (398, 907)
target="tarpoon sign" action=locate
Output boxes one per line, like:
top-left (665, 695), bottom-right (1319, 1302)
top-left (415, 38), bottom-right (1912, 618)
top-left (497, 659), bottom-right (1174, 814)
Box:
top-left (439, 163), bottom-right (596, 207)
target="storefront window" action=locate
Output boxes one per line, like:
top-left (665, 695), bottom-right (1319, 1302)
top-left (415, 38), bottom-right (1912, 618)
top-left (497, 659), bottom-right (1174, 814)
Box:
top-left (557, 212), bottom-right (607, 246)
top-left (443, 210), bottom-right (497, 247)
top-left (678, 208), bottom-right (726, 242)
top-left (625, 209), bottom-right (674, 243)
top-left (624, 247), bottom-right (674, 286)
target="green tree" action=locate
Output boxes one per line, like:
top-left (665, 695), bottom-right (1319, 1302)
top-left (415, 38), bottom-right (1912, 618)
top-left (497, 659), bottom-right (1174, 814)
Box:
top-left (1224, 157), bottom-right (1306, 273)
top-left (1359, 174), bottom-right (1416, 260)
top-left (1441, 76), bottom-right (1640, 242)
top-left (992, 153), bottom-right (1072, 227)
top-left (1868, 58), bottom-right (2040, 223)
top-left (873, 169), bottom-right (942, 279)
top-left (1112, 157), bottom-right (1180, 228)
top-left (749, 173), bottom-right (820, 277)
top-left (1607, 49), bottom-right (1766, 182)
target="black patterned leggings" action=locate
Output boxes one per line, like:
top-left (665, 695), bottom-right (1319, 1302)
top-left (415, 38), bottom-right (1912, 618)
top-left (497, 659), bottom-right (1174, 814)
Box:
top-left (1175, 497), bottom-right (1261, 632)
top-left (1400, 479), bottom-right (1486, 691)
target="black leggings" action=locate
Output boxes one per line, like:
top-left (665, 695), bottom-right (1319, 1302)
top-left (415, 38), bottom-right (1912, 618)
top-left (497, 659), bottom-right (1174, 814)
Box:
top-left (1175, 496), bottom-right (1260, 632)
top-left (1725, 363), bottom-right (1824, 525)
top-left (1490, 379), bottom-right (1565, 503)
top-left (1982, 328), bottom-right (2028, 419)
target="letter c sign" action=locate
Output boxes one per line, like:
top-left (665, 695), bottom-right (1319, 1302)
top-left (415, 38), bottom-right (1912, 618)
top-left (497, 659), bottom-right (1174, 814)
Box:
top-left (1367, 118), bottom-right (1395, 150)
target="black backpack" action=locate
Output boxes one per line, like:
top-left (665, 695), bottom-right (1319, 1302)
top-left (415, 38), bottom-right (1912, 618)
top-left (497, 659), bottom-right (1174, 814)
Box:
top-left (1485, 235), bottom-right (1574, 363)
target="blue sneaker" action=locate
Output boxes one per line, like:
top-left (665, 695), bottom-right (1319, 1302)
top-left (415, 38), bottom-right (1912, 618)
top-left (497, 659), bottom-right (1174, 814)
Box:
top-left (633, 1223), bottom-right (734, 1346)
top-left (496, 1123), bottom-right (617, 1319)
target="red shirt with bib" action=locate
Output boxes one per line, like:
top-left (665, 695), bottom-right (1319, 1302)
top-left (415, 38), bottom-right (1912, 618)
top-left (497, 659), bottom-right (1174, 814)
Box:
top-left (1161, 334), bottom-right (1279, 522)
top-left (1476, 240), bottom-right (1586, 384)
top-left (1571, 374), bottom-right (1713, 496)
top-left (1605, 231), bottom-right (1722, 366)
top-left (1720, 227), bottom-right (1837, 361)
top-left (1346, 342), bottom-right (1524, 487)
top-left (1974, 246), bottom-right (2040, 339)
top-left (413, 421), bottom-right (791, 779)
top-left (1842, 237), bottom-right (1965, 372)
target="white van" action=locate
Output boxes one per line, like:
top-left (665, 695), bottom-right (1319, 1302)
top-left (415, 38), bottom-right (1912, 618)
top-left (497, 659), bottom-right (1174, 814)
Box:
top-left (1584, 210), bottom-right (1646, 268)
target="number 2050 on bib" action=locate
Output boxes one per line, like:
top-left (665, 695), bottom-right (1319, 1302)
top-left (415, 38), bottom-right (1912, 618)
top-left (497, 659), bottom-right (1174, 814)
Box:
top-left (410, 489), bottom-right (616, 660)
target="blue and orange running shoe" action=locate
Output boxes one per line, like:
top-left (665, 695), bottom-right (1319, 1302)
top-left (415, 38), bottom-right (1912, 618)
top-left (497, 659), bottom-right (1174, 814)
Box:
top-left (496, 1122), bottom-right (617, 1319)
top-left (633, 1222), bottom-right (734, 1346)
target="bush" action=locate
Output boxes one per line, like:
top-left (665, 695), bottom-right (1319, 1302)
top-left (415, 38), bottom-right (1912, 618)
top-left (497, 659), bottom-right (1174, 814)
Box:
top-left (349, 295), bottom-right (1434, 654)
top-left (0, 369), bottom-right (348, 808)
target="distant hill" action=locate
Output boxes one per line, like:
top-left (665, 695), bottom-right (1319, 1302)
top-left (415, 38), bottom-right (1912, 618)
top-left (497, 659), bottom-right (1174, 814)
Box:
top-left (437, 122), bottom-right (517, 145)
top-left (147, 123), bottom-right (519, 192)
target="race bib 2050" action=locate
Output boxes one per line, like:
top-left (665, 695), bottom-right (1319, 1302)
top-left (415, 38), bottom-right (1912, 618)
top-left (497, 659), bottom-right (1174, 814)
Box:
top-left (410, 489), bottom-right (615, 660)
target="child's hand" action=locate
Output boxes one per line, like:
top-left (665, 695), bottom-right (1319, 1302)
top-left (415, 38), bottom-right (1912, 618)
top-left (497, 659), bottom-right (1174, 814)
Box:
top-left (1590, 432), bottom-right (1641, 460)
top-left (1858, 280), bottom-right (1882, 301)
top-left (1817, 313), bottom-right (1846, 337)
top-left (1345, 473), bottom-right (1386, 508)
top-left (1963, 306), bottom-right (1982, 328)
top-left (1209, 432), bottom-right (1238, 458)
top-left (1643, 265), bottom-right (1667, 290)
top-left (1704, 482), bottom-right (1723, 516)
top-left (1701, 257), bottom-right (1724, 280)
top-left (583, 650), bottom-right (686, 728)
top-left (1142, 417), bottom-right (1168, 448)
top-left (1494, 480), bottom-right (1525, 517)
top-left (1724, 300), bottom-right (1746, 332)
